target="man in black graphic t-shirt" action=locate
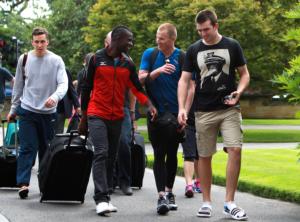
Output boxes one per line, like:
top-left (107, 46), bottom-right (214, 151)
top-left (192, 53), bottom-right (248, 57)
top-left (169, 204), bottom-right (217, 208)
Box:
top-left (177, 9), bottom-right (250, 220)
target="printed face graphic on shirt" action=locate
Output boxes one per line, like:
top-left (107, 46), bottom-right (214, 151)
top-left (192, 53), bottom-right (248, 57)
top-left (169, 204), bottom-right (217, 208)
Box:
top-left (197, 49), bottom-right (230, 91)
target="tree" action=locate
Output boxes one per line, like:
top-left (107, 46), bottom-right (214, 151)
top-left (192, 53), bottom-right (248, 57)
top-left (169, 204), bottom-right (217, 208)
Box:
top-left (0, 0), bottom-right (32, 70)
top-left (0, 0), bottom-right (29, 14)
top-left (164, 0), bottom-right (298, 94)
top-left (83, 0), bottom-right (168, 64)
top-left (273, 3), bottom-right (300, 103)
top-left (83, 0), bottom-right (298, 93)
top-left (41, 0), bottom-right (96, 75)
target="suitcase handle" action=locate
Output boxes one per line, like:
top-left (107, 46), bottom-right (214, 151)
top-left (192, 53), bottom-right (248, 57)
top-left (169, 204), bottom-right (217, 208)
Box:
top-left (68, 130), bottom-right (88, 148)
top-left (131, 119), bottom-right (136, 145)
top-left (1, 119), bottom-right (17, 124)
top-left (55, 130), bottom-right (88, 148)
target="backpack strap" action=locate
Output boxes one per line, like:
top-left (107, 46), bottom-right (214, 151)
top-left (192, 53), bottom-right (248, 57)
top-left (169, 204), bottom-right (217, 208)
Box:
top-left (149, 47), bottom-right (159, 72)
top-left (145, 48), bottom-right (159, 108)
top-left (22, 53), bottom-right (28, 81)
top-left (178, 50), bottom-right (185, 72)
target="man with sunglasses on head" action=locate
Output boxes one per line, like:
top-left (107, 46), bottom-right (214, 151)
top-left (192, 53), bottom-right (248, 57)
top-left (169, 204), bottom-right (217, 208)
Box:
top-left (7, 27), bottom-right (68, 199)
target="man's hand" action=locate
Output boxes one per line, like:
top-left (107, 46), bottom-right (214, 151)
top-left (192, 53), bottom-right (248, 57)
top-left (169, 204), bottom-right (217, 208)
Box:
top-left (45, 97), bottom-right (57, 108)
top-left (148, 105), bottom-right (157, 122)
top-left (7, 113), bottom-right (16, 122)
top-left (224, 91), bottom-right (241, 106)
top-left (10, 77), bottom-right (15, 88)
top-left (75, 107), bottom-right (81, 115)
top-left (177, 108), bottom-right (187, 128)
top-left (78, 116), bottom-right (88, 135)
top-left (129, 110), bottom-right (135, 121)
top-left (159, 63), bottom-right (176, 75)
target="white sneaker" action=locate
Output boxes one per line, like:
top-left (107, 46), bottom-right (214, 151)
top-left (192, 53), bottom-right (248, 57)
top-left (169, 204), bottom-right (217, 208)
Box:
top-left (96, 202), bottom-right (110, 215)
top-left (108, 202), bottom-right (118, 212)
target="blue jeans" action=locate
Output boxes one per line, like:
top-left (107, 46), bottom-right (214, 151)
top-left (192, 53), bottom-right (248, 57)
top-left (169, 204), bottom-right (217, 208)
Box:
top-left (117, 107), bottom-right (132, 187)
top-left (16, 106), bottom-right (56, 186)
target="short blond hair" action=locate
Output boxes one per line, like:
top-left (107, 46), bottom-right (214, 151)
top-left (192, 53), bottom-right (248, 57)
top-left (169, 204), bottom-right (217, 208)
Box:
top-left (157, 23), bottom-right (177, 40)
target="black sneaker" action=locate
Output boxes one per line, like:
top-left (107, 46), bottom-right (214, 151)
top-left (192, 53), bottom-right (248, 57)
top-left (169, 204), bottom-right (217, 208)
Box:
top-left (157, 196), bottom-right (169, 215)
top-left (120, 185), bottom-right (133, 196)
top-left (18, 186), bottom-right (29, 199)
top-left (166, 192), bottom-right (178, 210)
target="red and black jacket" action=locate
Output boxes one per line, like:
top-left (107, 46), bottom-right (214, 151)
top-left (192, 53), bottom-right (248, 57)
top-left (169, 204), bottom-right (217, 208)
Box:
top-left (81, 48), bottom-right (148, 120)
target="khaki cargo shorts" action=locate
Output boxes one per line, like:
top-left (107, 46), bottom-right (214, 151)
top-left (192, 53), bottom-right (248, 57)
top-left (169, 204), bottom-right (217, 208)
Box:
top-left (195, 106), bottom-right (243, 157)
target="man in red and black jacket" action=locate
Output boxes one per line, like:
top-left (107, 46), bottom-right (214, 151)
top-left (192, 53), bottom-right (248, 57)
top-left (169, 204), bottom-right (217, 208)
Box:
top-left (78, 25), bottom-right (156, 216)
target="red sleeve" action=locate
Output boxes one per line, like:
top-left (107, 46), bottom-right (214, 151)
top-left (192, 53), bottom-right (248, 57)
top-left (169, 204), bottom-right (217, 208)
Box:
top-left (125, 55), bottom-right (149, 106)
top-left (128, 81), bottom-right (148, 105)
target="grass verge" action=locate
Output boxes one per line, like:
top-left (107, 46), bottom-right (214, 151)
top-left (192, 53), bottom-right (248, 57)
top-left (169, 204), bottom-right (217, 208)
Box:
top-left (240, 130), bottom-right (300, 142)
top-left (147, 149), bottom-right (300, 203)
top-left (243, 119), bottom-right (300, 125)
top-left (138, 130), bottom-right (300, 144)
top-left (64, 118), bottom-right (300, 128)
top-left (137, 118), bottom-right (300, 126)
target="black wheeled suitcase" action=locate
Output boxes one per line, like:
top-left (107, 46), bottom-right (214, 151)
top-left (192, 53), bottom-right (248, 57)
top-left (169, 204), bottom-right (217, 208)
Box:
top-left (0, 119), bottom-right (19, 188)
top-left (131, 131), bottom-right (147, 189)
top-left (38, 131), bottom-right (93, 203)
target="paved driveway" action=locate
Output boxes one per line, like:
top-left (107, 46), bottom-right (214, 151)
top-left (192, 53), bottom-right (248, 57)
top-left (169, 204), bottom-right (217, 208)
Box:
top-left (1, 167), bottom-right (300, 222)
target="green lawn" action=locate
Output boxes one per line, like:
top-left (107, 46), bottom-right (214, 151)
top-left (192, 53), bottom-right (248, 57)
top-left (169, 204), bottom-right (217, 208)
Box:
top-left (243, 119), bottom-right (300, 125)
top-left (138, 129), bottom-right (300, 144)
top-left (137, 118), bottom-right (300, 126)
top-left (148, 149), bottom-right (300, 203)
top-left (241, 130), bottom-right (300, 142)
top-left (137, 118), bottom-right (147, 126)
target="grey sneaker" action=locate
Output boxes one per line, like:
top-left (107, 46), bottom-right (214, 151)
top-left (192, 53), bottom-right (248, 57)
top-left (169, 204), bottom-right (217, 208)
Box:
top-left (166, 192), bottom-right (177, 210)
top-left (157, 196), bottom-right (169, 215)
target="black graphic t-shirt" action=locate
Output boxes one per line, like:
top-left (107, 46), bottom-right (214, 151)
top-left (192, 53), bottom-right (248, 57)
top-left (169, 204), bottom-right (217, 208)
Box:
top-left (183, 36), bottom-right (246, 111)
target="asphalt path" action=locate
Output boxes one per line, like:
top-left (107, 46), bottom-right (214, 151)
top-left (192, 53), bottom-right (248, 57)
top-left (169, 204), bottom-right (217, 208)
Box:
top-left (1, 167), bottom-right (300, 222)
top-left (1, 125), bottom-right (300, 221)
